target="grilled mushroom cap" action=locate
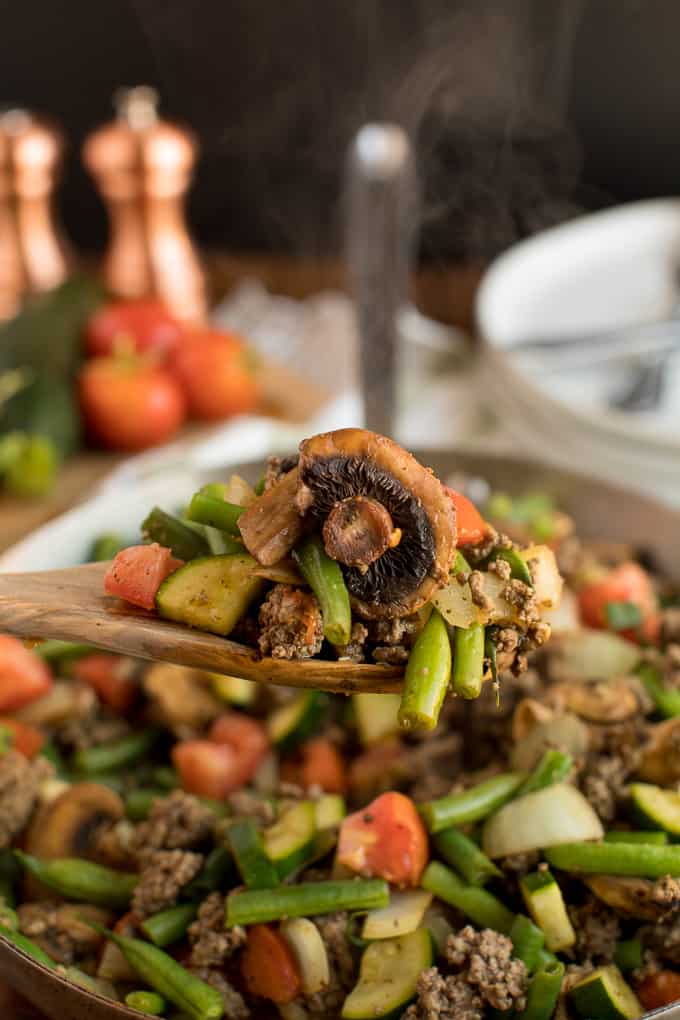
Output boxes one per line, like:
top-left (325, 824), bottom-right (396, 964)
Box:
top-left (296, 429), bottom-right (457, 618)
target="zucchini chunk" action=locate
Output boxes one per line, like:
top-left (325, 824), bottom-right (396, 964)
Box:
top-left (155, 554), bottom-right (264, 636)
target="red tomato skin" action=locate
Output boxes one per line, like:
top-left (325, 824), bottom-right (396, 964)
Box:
top-left (299, 738), bottom-right (347, 794)
top-left (85, 300), bottom-right (184, 357)
top-left (337, 790), bottom-right (429, 887)
top-left (73, 654), bottom-right (138, 714)
top-left (173, 740), bottom-right (244, 799)
top-left (170, 330), bottom-right (259, 421)
top-left (0, 637), bottom-right (52, 712)
top-left (638, 970), bottom-right (680, 1010)
top-left (444, 487), bottom-right (488, 546)
top-left (209, 712), bottom-right (269, 788)
top-left (104, 544), bottom-right (182, 611)
top-left (241, 924), bottom-right (302, 1004)
top-left (79, 356), bottom-right (186, 451)
top-left (578, 562), bottom-right (657, 635)
top-left (0, 718), bottom-right (45, 758)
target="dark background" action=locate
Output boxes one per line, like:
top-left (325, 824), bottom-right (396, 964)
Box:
top-left (2, 0), bottom-right (677, 262)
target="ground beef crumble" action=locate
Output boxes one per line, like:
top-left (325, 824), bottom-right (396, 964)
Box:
top-left (579, 751), bottom-right (636, 823)
top-left (0, 750), bottom-right (52, 848)
top-left (404, 969), bottom-right (484, 1020)
top-left (226, 790), bottom-right (276, 825)
top-left (188, 892), bottom-right (246, 967)
top-left (258, 584), bottom-right (324, 659)
top-left (568, 897), bottom-right (620, 962)
top-left (131, 849), bottom-right (203, 917)
top-left (189, 967), bottom-right (249, 1020)
top-left (447, 926), bottom-right (528, 1011)
top-left (335, 622), bottom-right (368, 662)
top-left (368, 614), bottom-right (425, 665)
top-left (133, 790), bottom-right (215, 853)
top-left (18, 901), bottom-right (110, 965)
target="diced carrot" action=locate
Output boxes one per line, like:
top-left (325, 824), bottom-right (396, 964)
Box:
top-left (73, 654), bottom-right (138, 714)
top-left (173, 739), bottom-right (243, 799)
top-left (0, 636), bottom-right (52, 712)
top-left (241, 924), bottom-right (302, 1004)
top-left (0, 718), bottom-right (45, 758)
top-left (445, 487), bottom-right (488, 546)
top-left (337, 790), bottom-right (429, 887)
top-left (209, 712), bottom-right (269, 787)
top-left (638, 969), bottom-right (680, 1010)
top-left (299, 738), bottom-right (346, 794)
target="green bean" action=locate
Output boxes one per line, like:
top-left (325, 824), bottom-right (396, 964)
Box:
top-left (452, 622), bottom-right (485, 700)
top-left (153, 767), bottom-right (179, 790)
top-left (126, 990), bottom-right (167, 1016)
top-left (226, 878), bottom-right (389, 926)
top-left (433, 827), bottom-right (501, 887)
top-left (254, 477), bottom-right (266, 496)
top-left (183, 847), bottom-right (236, 899)
top-left (0, 927), bottom-right (57, 969)
top-left (34, 640), bottom-right (93, 664)
top-left (90, 533), bottom-right (126, 562)
top-left (614, 938), bottom-right (643, 973)
top-left (90, 925), bottom-right (224, 1020)
top-left (516, 959), bottom-right (565, 1020)
top-left (605, 830), bottom-right (668, 845)
top-left (15, 852), bottom-right (138, 908)
top-left (142, 507), bottom-right (210, 561)
top-left (0, 903), bottom-right (18, 930)
top-left (126, 789), bottom-right (165, 822)
top-left (421, 861), bottom-right (514, 934)
top-left (517, 750), bottom-right (573, 798)
top-left (72, 728), bottom-right (161, 776)
top-left (489, 548), bottom-right (533, 586)
top-left (141, 902), bottom-right (199, 947)
top-left (399, 609), bottom-right (452, 730)
top-left (0, 881), bottom-right (15, 909)
top-left (227, 818), bottom-right (279, 889)
top-left (421, 773), bottom-right (525, 833)
top-left (186, 493), bottom-right (244, 536)
top-left (510, 914), bottom-right (545, 973)
top-left (638, 663), bottom-right (680, 718)
top-left (200, 483), bottom-right (230, 500)
top-left (292, 535), bottom-right (351, 645)
top-left (545, 841), bottom-right (680, 878)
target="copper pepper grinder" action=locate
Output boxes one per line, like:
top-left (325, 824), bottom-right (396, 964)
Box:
top-left (0, 121), bottom-right (24, 320)
top-left (83, 87), bottom-right (207, 324)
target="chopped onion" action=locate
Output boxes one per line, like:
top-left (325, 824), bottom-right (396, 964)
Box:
top-left (280, 918), bottom-right (330, 995)
top-left (543, 587), bottom-right (580, 634)
top-left (251, 559), bottom-right (303, 585)
top-left (361, 889), bottom-right (433, 941)
top-left (482, 783), bottom-right (604, 859)
top-left (522, 545), bottom-right (563, 608)
top-left (547, 629), bottom-right (641, 683)
top-left (510, 713), bottom-right (590, 772)
top-left (223, 473), bottom-right (257, 507)
top-left (431, 576), bottom-right (481, 629)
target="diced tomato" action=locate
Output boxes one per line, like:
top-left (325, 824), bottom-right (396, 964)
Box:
top-left (337, 790), bottom-right (428, 887)
top-left (241, 924), bottom-right (302, 1004)
top-left (73, 654), bottom-right (138, 714)
top-left (0, 718), bottom-right (45, 758)
top-left (347, 739), bottom-right (403, 800)
top-left (578, 561), bottom-right (659, 642)
top-left (173, 739), bottom-right (248, 799)
top-left (209, 712), bottom-right (269, 788)
top-left (299, 738), bottom-right (346, 794)
top-left (104, 544), bottom-right (183, 611)
top-left (444, 487), bottom-right (488, 546)
top-left (0, 637), bottom-right (52, 713)
top-left (638, 970), bottom-right (680, 1010)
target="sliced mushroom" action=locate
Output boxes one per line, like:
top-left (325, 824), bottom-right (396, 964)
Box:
top-left (549, 679), bottom-right (640, 724)
top-left (511, 698), bottom-right (555, 744)
top-left (585, 874), bottom-right (680, 921)
top-left (296, 429), bottom-right (457, 619)
top-left (238, 467), bottom-right (306, 567)
top-left (17, 902), bottom-right (114, 965)
top-left (510, 712), bottom-right (590, 772)
top-left (638, 717), bottom-right (680, 785)
top-left (144, 663), bottom-right (224, 736)
top-left (16, 682), bottom-right (96, 727)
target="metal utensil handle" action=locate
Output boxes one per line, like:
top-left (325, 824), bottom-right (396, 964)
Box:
top-left (345, 124), bottom-right (419, 436)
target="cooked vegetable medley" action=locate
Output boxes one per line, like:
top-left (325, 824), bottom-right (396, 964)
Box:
top-left (1, 431), bottom-right (680, 1018)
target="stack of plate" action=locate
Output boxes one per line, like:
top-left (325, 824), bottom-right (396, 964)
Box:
top-left (475, 199), bottom-right (680, 505)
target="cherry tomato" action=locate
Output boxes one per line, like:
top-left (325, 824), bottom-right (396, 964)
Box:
top-left (578, 561), bottom-right (659, 642)
top-left (444, 487), bottom-right (488, 546)
top-left (337, 790), bottom-right (428, 887)
top-left (241, 924), bottom-right (302, 1004)
top-left (0, 718), bottom-right (45, 758)
top-left (84, 299), bottom-right (184, 358)
top-left (172, 739), bottom-right (245, 799)
top-left (104, 544), bottom-right (183, 611)
top-left (209, 712), bottom-right (269, 787)
top-left (79, 355), bottom-right (186, 451)
top-left (0, 637), bottom-right (52, 712)
top-left (638, 970), bottom-right (680, 1010)
top-left (170, 329), bottom-right (259, 420)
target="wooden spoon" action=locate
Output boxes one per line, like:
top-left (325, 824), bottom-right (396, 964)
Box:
top-left (0, 563), bottom-right (404, 694)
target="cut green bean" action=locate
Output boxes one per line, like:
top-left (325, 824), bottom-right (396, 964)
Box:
top-left (614, 938), bottom-right (643, 974)
top-left (0, 927), bottom-right (58, 969)
top-left (200, 483), bottom-right (230, 500)
top-left (453, 622), bottom-right (485, 700)
top-left (34, 640), bottom-right (93, 664)
top-left (72, 728), bottom-right (161, 776)
top-left (0, 849), bottom-right (20, 907)
top-left (227, 818), bottom-right (279, 889)
top-left (183, 847), bottom-right (236, 898)
top-left (517, 959), bottom-right (565, 1020)
top-left (91, 925), bottom-right (223, 1020)
top-left (605, 830), bottom-right (668, 845)
top-left (421, 773), bottom-right (525, 833)
top-left (510, 914), bottom-right (545, 973)
top-left (638, 663), bottom-right (680, 718)
top-left (90, 533), bottom-right (126, 562)
top-left (186, 493), bottom-right (244, 536)
top-left (545, 841), bottom-right (680, 878)
top-left (517, 750), bottom-right (573, 798)
top-left (489, 548), bottom-right (533, 586)
top-left (399, 609), bottom-right (452, 730)
top-left (125, 990), bottom-right (167, 1016)
top-left (535, 948), bottom-right (558, 970)
top-left (226, 878), bottom-right (389, 926)
top-left (422, 861), bottom-right (514, 933)
top-left (292, 535), bottom-right (351, 645)
top-left (15, 852), bottom-right (138, 908)
top-left (141, 507), bottom-right (210, 561)
top-left (141, 902), bottom-right (199, 947)
top-left (126, 789), bottom-right (164, 822)
top-left (434, 827), bottom-right (501, 887)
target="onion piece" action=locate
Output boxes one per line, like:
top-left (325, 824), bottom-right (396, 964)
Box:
top-left (510, 713), bottom-right (590, 772)
top-left (543, 587), bottom-right (579, 634)
top-left (280, 917), bottom-right (330, 995)
top-left (431, 575), bottom-right (481, 629)
top-left (522, 545), bottom-right (563, 608)
top-left (361, 889), bottom-right (433, 941)
top-left (251, 558), bottom-right (303, 585)
top-left (482, 783), bottom-right (604, 859)
top-left (223, 474), bottom-right (257, 507)
top-left (547, 629), bottom-right (641, 683)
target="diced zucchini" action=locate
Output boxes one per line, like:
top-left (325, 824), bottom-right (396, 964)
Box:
top-left (361, 889), bottom-right (433, 941)
top-left (569, 965), bottom-right (643, 1020)
top-left (353, 694), bottom-right (402, 745)
top-left (267, 691), bottom-right (327, 754)
top-left (209, 673), bottom-right (257, 706)
top-left (520, 870), bottom-right (575, 952)
top-left (263, 801), bottom-right (317, 880)
top-left (280, 918), bottom-right (330, 995)
top-left (630, 782), bottom-right (680, 837)
top-left (315, 794), bottom-right (346, 830)
top-left (341, 928), bottom-right (434, 1020)
top-left (227, 818), bottom-right (279, 889)
top-left (155, 554), bottom-right (264, 637)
